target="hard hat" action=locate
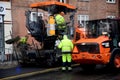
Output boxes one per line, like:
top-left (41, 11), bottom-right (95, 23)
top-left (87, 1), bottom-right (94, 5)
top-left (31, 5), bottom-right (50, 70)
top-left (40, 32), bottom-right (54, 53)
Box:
top-left (63, 35), bottom-right (68, 39)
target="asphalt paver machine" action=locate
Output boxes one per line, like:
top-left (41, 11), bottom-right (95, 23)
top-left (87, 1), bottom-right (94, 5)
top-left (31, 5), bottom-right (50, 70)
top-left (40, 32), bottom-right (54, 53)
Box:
top-left (19, 1), bottom-right (76, 66)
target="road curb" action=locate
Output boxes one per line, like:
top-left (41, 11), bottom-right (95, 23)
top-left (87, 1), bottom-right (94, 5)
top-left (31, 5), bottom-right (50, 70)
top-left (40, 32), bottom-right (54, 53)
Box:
top-left (0, 61), bottom-right (18, 69)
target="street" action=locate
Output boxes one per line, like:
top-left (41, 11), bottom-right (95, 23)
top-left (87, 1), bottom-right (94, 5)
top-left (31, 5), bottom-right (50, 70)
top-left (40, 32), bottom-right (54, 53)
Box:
top-left (0, 64), bottom-right (120, 80)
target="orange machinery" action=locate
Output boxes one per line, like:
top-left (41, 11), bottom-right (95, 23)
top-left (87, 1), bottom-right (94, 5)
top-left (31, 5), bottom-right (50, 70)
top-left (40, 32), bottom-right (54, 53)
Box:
top-left (72, 18), bottom-right (120, 70)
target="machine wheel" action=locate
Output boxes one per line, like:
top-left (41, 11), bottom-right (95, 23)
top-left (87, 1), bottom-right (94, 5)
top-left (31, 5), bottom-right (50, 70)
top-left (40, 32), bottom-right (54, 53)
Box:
top-left (80, 64), bottom-right (96, 71)
top-left (110, 51), bottom-right (120, 68)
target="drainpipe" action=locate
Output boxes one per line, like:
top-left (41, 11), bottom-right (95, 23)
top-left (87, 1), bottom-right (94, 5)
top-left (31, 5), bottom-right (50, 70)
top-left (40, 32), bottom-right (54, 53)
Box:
top-left (118, 0), bottom-right (120, 17)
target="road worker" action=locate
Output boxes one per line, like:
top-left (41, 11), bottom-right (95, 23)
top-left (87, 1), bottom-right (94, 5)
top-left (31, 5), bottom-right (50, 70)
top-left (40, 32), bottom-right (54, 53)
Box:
top-left (17, 35), bottom-right (29, 49)
top-left (58, 35), bottom-right (74, 71)
top-left (17, 35), bottom-right (29, 57)
top-left (55, 11), bottom-right (67, 35)
top-left (19, 35), bottom-right (28, 44)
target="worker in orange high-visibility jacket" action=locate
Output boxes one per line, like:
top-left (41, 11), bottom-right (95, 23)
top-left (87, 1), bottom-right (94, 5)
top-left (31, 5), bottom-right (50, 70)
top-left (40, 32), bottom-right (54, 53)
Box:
top-left (58, 35), bottom-right (74, 71)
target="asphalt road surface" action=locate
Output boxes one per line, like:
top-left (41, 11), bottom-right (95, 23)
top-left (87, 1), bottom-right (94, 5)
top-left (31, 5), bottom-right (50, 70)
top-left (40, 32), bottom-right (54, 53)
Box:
top-left (17, 68), bottom-right (120, 80)
top-left (1, 65), bottom-right (119, 80)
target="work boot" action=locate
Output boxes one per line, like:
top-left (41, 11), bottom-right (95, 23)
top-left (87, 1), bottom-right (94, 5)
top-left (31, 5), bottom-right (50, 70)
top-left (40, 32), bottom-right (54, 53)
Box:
top-left (68, 67), bottom-right (72, 71)
top-left (62, 67), bottom-right (66, 72)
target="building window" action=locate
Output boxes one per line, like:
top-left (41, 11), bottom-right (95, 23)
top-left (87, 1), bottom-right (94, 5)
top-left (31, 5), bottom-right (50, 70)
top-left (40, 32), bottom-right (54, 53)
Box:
top-left (107, 15), bottom-right (115, 19)
top-left (106, 0), bottom-right (116, 3)
top-left (77, 15), bottom-right (89, 27)
top-left (30, 12), bottom-right (43, 22)
top-left (58, 0), bottom-right (66, 3)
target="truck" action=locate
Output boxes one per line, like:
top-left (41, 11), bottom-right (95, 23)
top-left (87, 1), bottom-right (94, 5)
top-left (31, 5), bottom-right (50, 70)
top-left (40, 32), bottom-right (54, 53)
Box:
top-left (17, 1), bottom-right (76, 67)
top-left (72, 18), bottom-right (120, 70)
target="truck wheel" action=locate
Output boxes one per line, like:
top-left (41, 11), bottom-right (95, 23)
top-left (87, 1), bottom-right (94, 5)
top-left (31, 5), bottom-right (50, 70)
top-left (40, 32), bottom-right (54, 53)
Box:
top-left (110, 51), bottom-right (120, 68)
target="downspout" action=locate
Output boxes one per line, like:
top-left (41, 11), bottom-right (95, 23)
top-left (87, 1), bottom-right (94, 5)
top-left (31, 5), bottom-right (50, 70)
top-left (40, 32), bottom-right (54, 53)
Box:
top-left (118, 0), bottom-right (120, 17)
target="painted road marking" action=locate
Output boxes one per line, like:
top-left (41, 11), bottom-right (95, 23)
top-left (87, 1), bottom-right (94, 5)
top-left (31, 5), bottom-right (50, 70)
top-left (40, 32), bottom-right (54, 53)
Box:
top-left (0, 64), bottom-right (79, 80)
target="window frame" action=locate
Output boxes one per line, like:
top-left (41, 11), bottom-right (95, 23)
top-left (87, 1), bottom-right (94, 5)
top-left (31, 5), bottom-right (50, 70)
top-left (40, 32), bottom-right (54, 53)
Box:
top-left (106, 0), bottom-right (116, 3)
top-left (59, 0), bottom-right (66, 3)
top-left (30, 12), bottom-right (43, 22)
top-left (77, 14), bottom-right (89, 27)
top-left (107, 15), bottom-right (116, 19)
